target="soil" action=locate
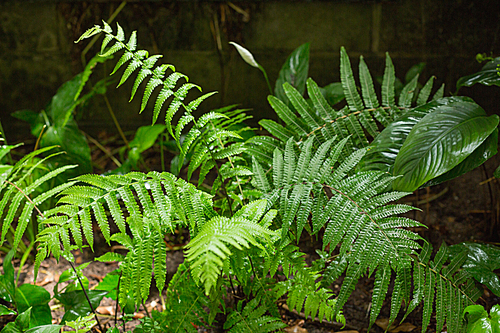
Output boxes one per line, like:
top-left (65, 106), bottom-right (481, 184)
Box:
top-left (1, 134), bottom-right (500, 333)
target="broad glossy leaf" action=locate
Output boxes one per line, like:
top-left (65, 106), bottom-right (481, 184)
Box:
top-left (95, 270), bottom-right (120, 300)
top-left (275, 43), bottom-right (310, 105)
top-left (464, 304), bottom-right (500, 333)
top-left (449, 243), bottom-right (500, 297)
top-left (24, 325), bottom-right (63, 333)
top-left (0, 304), bottom-right (15, 316)
top-left (318, 82), bottom-right (345, 106)
top-left (423, 128), bottom-right (498, 187)
top-left (495, 165), bottom-right (500, 178)
top-left (457, 57), bottom-right (500, 91)
top-left (56, 290), bottom-right (107, 324)
top-left (41, 119), bottom-right (92, 177)
top-left (2, 307), bottom-right (31, 333)
top-left (357, 98), bottom-right (456, 173)
top-left (393, 97), bottom-right (499, 191)
top-left (15, 284), bottom-right (52, 327)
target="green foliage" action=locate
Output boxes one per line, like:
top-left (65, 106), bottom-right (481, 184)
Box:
top-left (464, 304), bottom-right (500, 333)
top-left (457, 56), bottom-right (500, 91)
top-left (5, 21), bottom-right (495, 333)
top-left (65, 314), bottom-right (97, 333)
top-left (223, 299), bottom-right (287, 333)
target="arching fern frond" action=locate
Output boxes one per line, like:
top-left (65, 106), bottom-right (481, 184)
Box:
top-left (35, 171), bottom-right (211, 304)
top-left (251, 135), bottom-right (427, 318)
top-left (77, 23), bottom-right (251, 208)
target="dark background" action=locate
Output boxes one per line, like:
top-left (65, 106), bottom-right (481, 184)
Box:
top-left (1, 0), bottom-right (499, 140)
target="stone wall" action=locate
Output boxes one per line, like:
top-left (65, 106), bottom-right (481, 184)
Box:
top-left (1, 0), bottom-right (499, 140)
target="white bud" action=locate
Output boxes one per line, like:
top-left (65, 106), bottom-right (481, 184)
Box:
top-left (229, 42), bottom-right (260, 69)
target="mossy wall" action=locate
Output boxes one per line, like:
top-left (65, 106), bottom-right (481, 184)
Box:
top-left (0, 0), bottom-right (499, 140)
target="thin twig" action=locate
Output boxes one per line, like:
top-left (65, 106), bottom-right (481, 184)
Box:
top-left (69, 261), bottom-right (104, 332)
top-left (103, 94), bottom-right (130, 150)
top-left (115, 271), bottom-right (122, 328)
top-left (5, 181), bottom-right (44, 218)
top-left (85, 133), bottom-right (122, 167)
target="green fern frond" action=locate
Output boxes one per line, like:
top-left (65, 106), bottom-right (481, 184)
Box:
top-left (186, 205), bottom-right (277, 294)
top-left (223, 299), bottom-right (286, 333)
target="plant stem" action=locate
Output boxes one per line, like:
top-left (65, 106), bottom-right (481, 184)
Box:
top-left (103, 94), bottom-right (130, 150)
top-left (115, 271), bottom-right (122, 328)
top-left (69, 261), bottom-right (104, 332)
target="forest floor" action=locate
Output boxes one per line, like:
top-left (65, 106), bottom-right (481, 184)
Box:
top-left (3, 132), bottom-right (500, 333)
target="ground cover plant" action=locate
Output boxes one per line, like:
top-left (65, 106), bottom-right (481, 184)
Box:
top-left (1, 21), bottom-right (500, 332)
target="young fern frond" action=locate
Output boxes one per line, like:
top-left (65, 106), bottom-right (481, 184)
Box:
top-left (223, 298), bottom-right (286, 333)
top-left (186, 200), bottom-right (277, 294)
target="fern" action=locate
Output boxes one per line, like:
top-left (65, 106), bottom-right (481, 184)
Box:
top-left (0, 146), bottom-right (76, 250)
top-left (77, 23), bottom-right (248, 210)
top-left (36, 172), bottom-right (206, 302)
top-left (249, 48), bottom-right (442, 164)
top-left (223, 299), bottom-right (286, 333)
top-left (186, 200), bottom-right (277, 294)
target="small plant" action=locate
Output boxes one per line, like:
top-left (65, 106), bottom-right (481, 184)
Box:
top-left (2, 20), bottom-right (500, 332)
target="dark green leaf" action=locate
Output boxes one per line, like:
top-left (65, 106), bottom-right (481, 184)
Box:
top-left (24, 325), bottom-right (63, 333)
top-left (393, 97), bottom-right (499, 191)
top-left (0, 249), bottom-right (15, 303)
top-left (275, 43), bottom-right (310, 105)
top-left (449, 242), bottom-right (500, 297)
top-left (318, 82), bottom-right (345, 106)
top-left (11, 110), bottom-right (46, 138)
top-left (2, 307), bottom-right (32, 333)
top-left (56, 290), bottom-right (107, 324)
top-left (404, 62), bottom-right (426, 84)
top-left (15, 284), bottom-right (52, 327)
top-left (95, 270), bottom-right (120, 300)
top-left (0, 304), bottom-right (16, 316)
top-left (128, 124), bottom-right (166, 153)
top-left (357, 98), bottom-right (456, 173)
top-left (457, 57), bottom-right (500, 91)
top-left (494, 164), bottom-right (500, 179)
top-left (41, 119), bottom-right (92, 177)
top-left (464, 304), bottom-right (500, 333)
top-left (423, 129), bottom-right (498, 187)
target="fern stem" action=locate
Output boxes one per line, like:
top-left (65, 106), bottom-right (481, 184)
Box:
top-left (5, 181), bottom-right (44, 218)
top-left (69, 261), bottom-right (104, 332)
top-left (192, 116), bottom-right (234, 216)
top-left (103, 94), bottom-right (130, 150)
top-left (302, 105), bottom-right (407, 142)
top-left (114, 271), bottom-right (122, 328)
top-left (86, 132), bottom-right (122, 167)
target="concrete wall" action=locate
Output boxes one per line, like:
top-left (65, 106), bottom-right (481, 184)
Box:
top-left (1, 0), bottom-right (499, 140)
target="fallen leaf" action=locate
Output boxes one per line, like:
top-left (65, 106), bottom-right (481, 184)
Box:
top-left (391, 322), bottom-right (417, 332)
top-left (36, 272), bottom-right (54, 286)
top-left (284, 325), bottom-right (308, 333)
top-left (133, 312), bottom-right (145, 319)
top-left (97, 306), bottom-right (115, 316)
